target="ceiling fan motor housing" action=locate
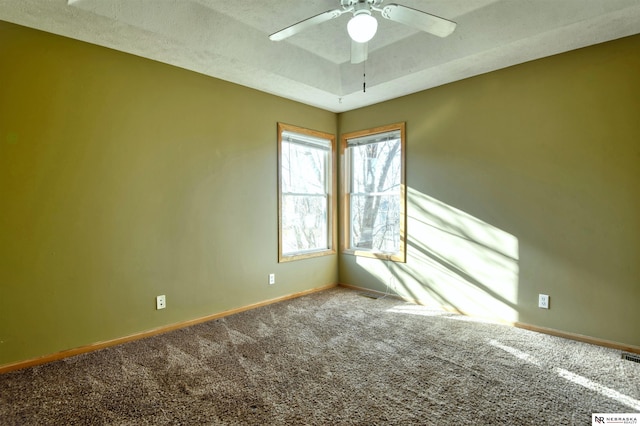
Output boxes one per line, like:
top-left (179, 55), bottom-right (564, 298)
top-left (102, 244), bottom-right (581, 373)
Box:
top-left (271, 0), bottom-right (456, 63)
top-left (341, 0), bottom-right (383, 9)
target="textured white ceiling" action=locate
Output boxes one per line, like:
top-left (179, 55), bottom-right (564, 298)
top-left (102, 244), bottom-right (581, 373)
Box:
top-left (1, 0), bottom-right (640, 112)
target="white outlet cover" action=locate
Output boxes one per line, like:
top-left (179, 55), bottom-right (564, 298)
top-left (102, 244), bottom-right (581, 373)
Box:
top-left (269, 274), bottom-right (275, 285)
top-left (156, 295), bottom-right (166, 310)
top-left (538, 294), bottom-right (549, 309)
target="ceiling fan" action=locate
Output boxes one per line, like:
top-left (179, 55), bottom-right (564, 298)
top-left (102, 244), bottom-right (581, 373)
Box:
top-left (269, 0), bottom-right (457, 64)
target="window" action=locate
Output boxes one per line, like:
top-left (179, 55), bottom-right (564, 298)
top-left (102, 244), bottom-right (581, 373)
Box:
top-left (342, 122), bottom-right (406, 262)
top-left (278, 123), bottom-right (336, 262)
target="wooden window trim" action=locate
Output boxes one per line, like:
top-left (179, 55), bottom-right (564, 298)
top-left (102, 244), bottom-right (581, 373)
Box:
top-left (340, 122), bottom-right (406, 263)
top-left (278, 122), bottom-right (337, 263)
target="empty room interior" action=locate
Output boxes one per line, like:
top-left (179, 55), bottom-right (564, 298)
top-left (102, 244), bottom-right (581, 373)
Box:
top-left (1, 0), bottom-right (639, 423)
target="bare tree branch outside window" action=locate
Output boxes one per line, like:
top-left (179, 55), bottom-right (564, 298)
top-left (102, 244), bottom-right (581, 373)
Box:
top-left (346, 128), bottom-right (403, 255)
top-left (280, 129), bottom-right (331, 256)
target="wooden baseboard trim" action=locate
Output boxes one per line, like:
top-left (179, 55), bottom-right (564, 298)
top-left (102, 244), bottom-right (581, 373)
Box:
top-left (0, 283), bottom-right (337, 374)
top-left (514, 322), bottom-right (640, 355)
top-left (338, 283), bottom-right (640, 355)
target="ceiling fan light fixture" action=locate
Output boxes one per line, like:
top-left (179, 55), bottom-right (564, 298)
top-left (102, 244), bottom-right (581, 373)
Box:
top-left (347, 11), bottom-right (378, 43)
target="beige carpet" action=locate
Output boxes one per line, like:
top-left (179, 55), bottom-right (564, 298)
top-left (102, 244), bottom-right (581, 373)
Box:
top-left (1, 287), bottom-right (639, 425)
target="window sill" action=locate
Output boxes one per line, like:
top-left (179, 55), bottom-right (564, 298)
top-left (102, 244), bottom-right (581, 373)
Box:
top-left (341, 248), bottom-right (406, 263)
top-left (279, 248), bottom-right (336, 263)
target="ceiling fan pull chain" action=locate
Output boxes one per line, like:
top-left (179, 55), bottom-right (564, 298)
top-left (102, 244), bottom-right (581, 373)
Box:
top-left (363, 60), bottom-right (366, 93)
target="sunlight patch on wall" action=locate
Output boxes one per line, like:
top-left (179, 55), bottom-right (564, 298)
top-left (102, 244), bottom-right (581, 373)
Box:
top-left (402, 188), bottom-right (519, 322)
top-left (355, 188), bottom-right (520, 322)
top-left (357, 188), bottom-right (519, 322)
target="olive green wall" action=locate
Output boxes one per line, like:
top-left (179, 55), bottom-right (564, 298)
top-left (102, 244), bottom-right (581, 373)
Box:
top-left (0, 21), bottom-right (337, 366)
top-left (338, 34), bottom-right (640, 347)
top-left (1, 21), bottom-right (638, 368)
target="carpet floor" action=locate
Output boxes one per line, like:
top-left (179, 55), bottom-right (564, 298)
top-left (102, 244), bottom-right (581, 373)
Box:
top-left (1, 287), bottom-right (638, 425)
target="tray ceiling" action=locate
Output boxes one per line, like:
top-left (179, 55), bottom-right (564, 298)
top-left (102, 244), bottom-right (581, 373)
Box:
top-left (2, 0), bottom-right (640, 112)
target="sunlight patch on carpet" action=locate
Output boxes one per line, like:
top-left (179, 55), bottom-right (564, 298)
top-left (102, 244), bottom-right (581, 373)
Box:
top-left (490, 339), bottom-right (640, 411)
top-left (557, 368), bottom-right (640, 412)
top-left (387, 305), bottom-right (500, 324)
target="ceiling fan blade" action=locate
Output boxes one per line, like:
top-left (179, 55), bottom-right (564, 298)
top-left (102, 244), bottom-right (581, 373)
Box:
top-left (351, 40), bottom-right (368, 64)
top-left (269, 8), bottom-right (345, 41)
top-left (381, 4), bottom-right (456, 38)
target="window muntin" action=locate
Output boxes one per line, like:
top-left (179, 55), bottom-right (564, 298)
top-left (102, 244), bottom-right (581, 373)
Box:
top-left (278, 123), bottom-right (336, 262)
top-left (342, 123), bottom-right (406, 262)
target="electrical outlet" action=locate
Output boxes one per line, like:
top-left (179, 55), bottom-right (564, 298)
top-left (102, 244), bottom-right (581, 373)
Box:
top-left (538, 294), bottom-right (549, 309)
top-left (156, 295), bottom-right (166, 310)
top-left (269, 273), bottom-right (275, 285)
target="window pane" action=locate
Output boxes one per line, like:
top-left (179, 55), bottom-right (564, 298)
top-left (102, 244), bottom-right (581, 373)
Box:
top-left (350, 194), bottom-right (400, 253)
top-left (342, 123), bottom-right (405, 261)
top-left (278, 123), bottom-right (335, 262)
top-left (350, 139), bottom-right (401, 194)
top-left (282, 142), bottom-right (326, 194)
top-left (282, 194), bottom-right (328, 254)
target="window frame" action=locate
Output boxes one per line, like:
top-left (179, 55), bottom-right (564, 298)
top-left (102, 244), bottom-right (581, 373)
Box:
top-left (277, 122), bottom-right (337, 263)
top-left (340, 122), bottom-right (406, 263)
